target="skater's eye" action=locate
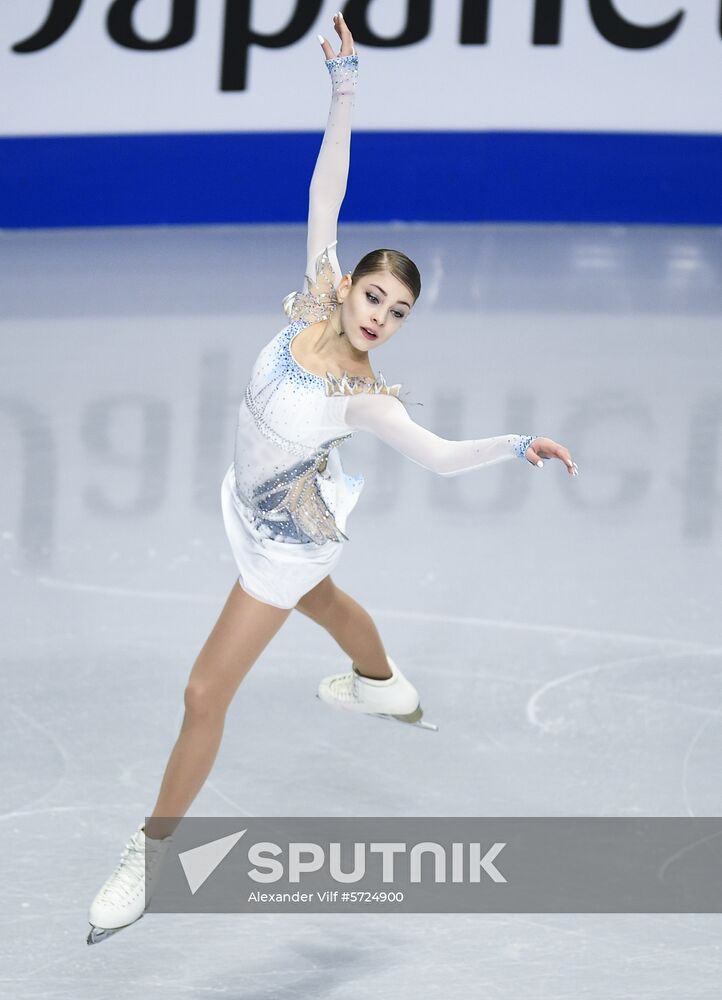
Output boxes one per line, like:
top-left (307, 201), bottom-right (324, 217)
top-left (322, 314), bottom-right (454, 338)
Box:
top-left (366, 291), bottom-right (405, 320)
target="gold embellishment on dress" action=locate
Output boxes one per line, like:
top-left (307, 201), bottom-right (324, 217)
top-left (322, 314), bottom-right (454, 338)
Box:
top-left (283, 246), bottom-right (340, 324)
top-left (283, 460), bottom-right (348, 544)
top-left (283, 287), bottom-right (339, 324)
top-left (324, 370), bottom-right (402, 398)
top-left (249, 434), bottom-right (352, 545)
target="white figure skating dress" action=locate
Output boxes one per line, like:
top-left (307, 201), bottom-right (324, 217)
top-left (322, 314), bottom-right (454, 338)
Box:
top-left (220, 54), bottom-right (537, 609)
top-left (87, 47), bottom-right (538, 952)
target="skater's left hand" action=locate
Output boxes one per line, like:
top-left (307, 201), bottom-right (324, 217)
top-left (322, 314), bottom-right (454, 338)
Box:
top-left (318, 12), bottom-right (355, 61)
top-left (524, 437), bottom-right (579, 476)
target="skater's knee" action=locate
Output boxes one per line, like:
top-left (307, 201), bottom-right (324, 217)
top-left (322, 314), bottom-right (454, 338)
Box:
top-left (183, 680), bottom-right (229, 718)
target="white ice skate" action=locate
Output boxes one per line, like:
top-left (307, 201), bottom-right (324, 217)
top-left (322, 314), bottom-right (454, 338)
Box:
top-left (317, 655), bottom-right (438, 731)
top-left (87, 823), bottom-right (173, 945)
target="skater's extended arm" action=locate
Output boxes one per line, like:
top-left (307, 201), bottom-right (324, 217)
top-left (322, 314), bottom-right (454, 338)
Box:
top-left (303, 15), bottom-right (357, 295)
top-left (341, 392), bottom-right (578, 476)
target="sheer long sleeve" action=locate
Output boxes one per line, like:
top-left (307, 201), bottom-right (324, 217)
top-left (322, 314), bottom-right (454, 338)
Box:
top-left (303, 54), bottom-right (358, 294)
top-left (341, 392), bottom-right (537, 476)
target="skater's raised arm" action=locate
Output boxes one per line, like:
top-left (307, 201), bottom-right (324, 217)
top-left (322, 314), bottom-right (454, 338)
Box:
top-left (303, 14), bottom-right (357, 296)
top-left (341, 392), bottom-right (578, 476)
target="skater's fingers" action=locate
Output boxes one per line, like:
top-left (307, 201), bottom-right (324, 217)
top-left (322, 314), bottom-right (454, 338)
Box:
top-left (553, 445), bottom-right (579, 476)
top-left (318, 35), bottom-right (335, 60)
top-left (546, 441), bottom-right (579, 475)
top-left (526, 438), bottom-right (579, 475)
top-left (333, 11), bottom-right (355, 56)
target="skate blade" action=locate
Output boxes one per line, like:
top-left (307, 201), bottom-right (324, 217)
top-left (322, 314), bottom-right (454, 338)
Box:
top-left (86, 914), bottom-right (143, 946)
top-left (374, 706), bottom-right (439, 732)
top-left (316, 694), bottom-right (438, 731)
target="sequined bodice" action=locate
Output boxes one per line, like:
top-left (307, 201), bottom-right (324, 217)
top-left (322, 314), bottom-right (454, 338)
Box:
top-left (232, 319), bottom-right (402, 546)
top-left (230, 50), bottom-right (403, 548)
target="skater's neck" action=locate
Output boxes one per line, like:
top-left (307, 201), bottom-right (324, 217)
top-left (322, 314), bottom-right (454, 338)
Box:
top-left (294, 320), bottom-right (375, 380)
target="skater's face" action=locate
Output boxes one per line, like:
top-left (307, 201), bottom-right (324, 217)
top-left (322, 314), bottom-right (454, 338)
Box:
top-left (336, 270), bottom-right (414, 352)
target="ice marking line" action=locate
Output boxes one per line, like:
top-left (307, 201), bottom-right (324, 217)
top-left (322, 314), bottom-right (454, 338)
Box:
top-left (0, 802), bottom-right (146, 823)
top-left (525, 651), bottom-right (722, 734)
top-left (3, 703), bottom-right (69, 817)
top-left (606, 691), bottom-right (722, 720)
top-left (35, 574), bottom-right (719, 653)
top-left (476, 729), bottom-right (506, 750)
top-left (657, 825), bottom-right (722, 883)
top-left (680, 709), bottom-right (722, 819)
top-left (205, 780), bottom-right (255, 817)
top-left (372, 609), bottom-right (718, 653)
top-left (36, 574), bottom-right (216, 604)
top-left (503, 915), bottom-right (589, 940)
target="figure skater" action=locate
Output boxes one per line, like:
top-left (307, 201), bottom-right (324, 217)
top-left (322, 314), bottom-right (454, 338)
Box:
top-left (87, 12), bottom-right (578, 945)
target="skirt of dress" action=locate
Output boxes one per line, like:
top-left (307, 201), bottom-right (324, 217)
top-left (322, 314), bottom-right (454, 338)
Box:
top-left (220, 463), bottom-right (347, 609)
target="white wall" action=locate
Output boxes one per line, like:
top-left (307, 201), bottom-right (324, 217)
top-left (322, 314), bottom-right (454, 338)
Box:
top-left (2, 0), bottom-right (720, 137)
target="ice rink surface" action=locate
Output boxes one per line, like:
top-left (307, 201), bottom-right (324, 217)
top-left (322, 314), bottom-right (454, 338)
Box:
top-left (1, 222), bottom-right (721, 997)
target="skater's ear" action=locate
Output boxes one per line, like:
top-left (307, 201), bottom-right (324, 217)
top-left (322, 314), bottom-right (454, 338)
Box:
top-left (336, 273), bottom-right (353, 302)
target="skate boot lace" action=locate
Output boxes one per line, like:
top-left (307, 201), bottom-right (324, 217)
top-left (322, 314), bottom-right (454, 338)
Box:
top-left (329, 669), bottom-right (360, 703)
top-left (100, 832), bottom-right (164, 902)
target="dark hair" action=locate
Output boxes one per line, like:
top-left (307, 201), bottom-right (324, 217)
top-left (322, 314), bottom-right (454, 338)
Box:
top-left (351, 249), bottom-right (421, 304)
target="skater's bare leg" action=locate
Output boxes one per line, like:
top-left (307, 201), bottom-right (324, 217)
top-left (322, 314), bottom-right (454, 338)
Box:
top-left (295, 576), bottom-right (392, 680)
top-left (147, 581), bottom-right (292, 838)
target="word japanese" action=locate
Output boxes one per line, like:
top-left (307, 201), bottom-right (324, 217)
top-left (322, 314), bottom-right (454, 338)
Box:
top-left (11, 1), bottom-right (715, 91)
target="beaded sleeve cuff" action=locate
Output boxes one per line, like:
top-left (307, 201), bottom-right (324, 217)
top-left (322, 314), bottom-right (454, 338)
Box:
top-left (513, 434), bottom-right (539, 460)
top-left (325, 53), bottom-right (358, 93)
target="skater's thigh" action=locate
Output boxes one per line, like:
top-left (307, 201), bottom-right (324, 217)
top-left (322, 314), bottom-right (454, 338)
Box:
top-left (187, 580), bottom-right (292, 705)
top-left (295, 575), bottom-right (338, 622)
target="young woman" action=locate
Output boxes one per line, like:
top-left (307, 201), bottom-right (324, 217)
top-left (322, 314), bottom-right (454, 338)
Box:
top-left (87, 12), bottom-right (578, 945)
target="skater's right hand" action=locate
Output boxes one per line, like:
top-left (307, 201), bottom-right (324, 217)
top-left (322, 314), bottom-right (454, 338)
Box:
top-left (524, 436), bottom-right (579, 476)
top-left (318, 11), bottom-right (355, 61)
